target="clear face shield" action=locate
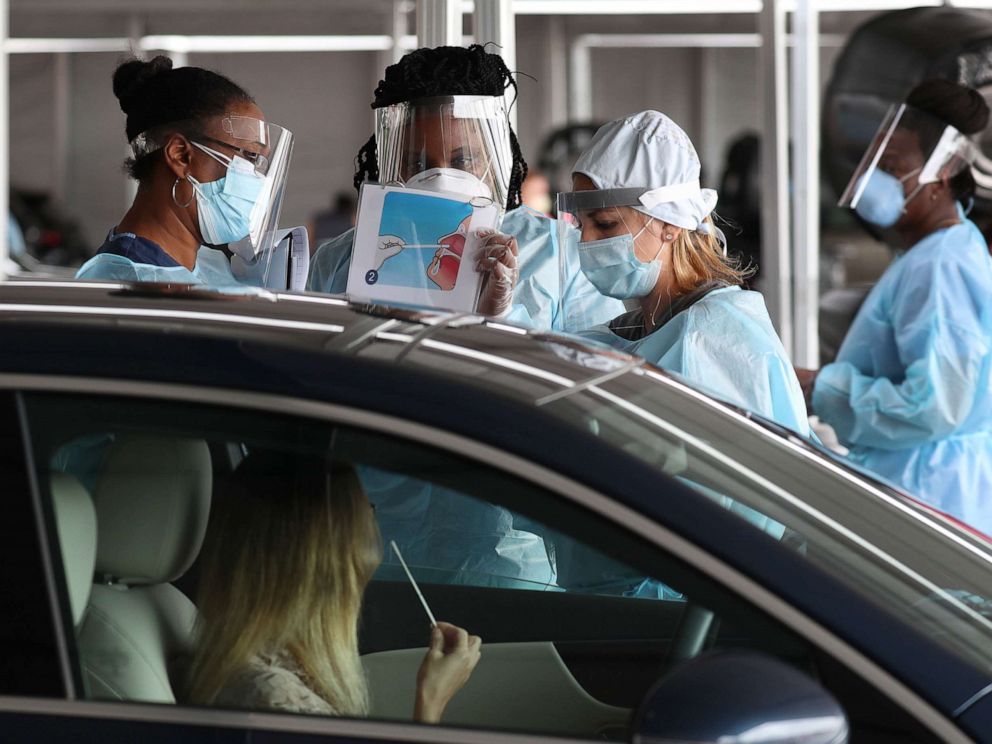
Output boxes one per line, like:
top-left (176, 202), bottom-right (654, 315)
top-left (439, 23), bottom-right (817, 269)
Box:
top-left (375, 95), bottom-right (513, 216)
top-left (132, 115), bottom-right (295, 285)
top-left (556, 188), bottom-right (668, 319)
top-left (839, 103), bottom-right (975, 228)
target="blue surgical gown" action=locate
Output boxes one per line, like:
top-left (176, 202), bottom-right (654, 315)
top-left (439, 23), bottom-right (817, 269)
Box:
top-left (364, 467), bottom-right (557, 590)
top-left (579, 285), bottom-right (811, 437)
top-left (813, 218), bottom-right (992, 535)
top-left (307, 205), bottom-right (625, 333)
top-left (76, 229), bottom-right (252, 289)
top-left (308, 208), bottom-right (622, 591)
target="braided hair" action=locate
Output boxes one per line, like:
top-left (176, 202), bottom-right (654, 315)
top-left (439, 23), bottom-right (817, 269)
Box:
top-left (354, 44), bottom-right (528, 211)
top-left (113, 55), bottom-right (254, 182)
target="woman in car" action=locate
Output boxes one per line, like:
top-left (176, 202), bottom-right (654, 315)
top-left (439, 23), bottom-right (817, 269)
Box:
top-left (561, 110), bottom-right (810, 437)
top-left (798, 79), bottom-right (992, 534)
top-left (185, 453), bottom-right (480, 722)
top-left (76, 56), bottom-right (292, 287)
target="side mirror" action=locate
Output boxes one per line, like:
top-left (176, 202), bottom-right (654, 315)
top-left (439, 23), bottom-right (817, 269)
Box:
top-left (633, 650), bottom-right (849, 744)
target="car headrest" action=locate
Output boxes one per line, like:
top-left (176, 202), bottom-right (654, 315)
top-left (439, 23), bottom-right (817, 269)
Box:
top-left (51, 473), bottom-right (97, 626)
top-left (93, 435), bottom-right (212, 585)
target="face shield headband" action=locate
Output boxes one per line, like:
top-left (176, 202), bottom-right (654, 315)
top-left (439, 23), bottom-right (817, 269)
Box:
top-left (130, 116), bottom-right (295, 279)
top-left (557, 185), bottom-right (726, 251)
top-left (374, 95), bottom-right (514, 213)
top-left (840, 102), bottom-right (976, 217)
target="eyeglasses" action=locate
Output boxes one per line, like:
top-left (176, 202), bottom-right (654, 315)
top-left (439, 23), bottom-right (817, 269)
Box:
top-left (197, 134), bottom-right (269, 171)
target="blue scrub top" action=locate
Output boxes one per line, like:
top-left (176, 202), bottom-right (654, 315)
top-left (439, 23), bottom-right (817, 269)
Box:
top-left (95, 229), bottom-right (181, 267)
top-left (307, 206), bottom-right (625, 333)
top-left (814, 217), bottom-right (992, 535)
top-left (579, 285), bottom-right (812, 437)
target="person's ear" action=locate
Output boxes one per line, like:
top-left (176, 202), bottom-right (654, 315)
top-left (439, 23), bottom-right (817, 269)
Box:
top-left (657, 222), bottom-right (683, 243)
top-left (162, 133), bottom-right (193, 180)
top-left (930, 177), bottom-right (950, 202)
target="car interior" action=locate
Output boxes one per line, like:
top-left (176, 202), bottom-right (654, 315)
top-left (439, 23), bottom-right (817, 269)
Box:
top-left (29, 392), bottom-right (941, 742)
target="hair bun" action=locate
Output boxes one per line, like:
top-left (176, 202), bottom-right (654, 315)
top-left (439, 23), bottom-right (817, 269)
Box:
top-left (906, 78), bottom-right (990, 136)
top-left (112, 55), bottom-right (173, 113)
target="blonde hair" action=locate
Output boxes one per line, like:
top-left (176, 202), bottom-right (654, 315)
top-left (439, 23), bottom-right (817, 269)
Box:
top-left (186, 455), bottom-right (382, 715)
top-left (669, 215), bottom-right (752, 294)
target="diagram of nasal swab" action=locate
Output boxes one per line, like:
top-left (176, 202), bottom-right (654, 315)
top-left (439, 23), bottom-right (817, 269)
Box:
top-left (374, 235), bottom-right (443, 271)
top-left (390, 539), bottom-right (438, 627)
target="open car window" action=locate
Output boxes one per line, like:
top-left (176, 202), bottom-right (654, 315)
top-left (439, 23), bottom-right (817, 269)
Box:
top-left (19, 391), bottom-right (934, 741)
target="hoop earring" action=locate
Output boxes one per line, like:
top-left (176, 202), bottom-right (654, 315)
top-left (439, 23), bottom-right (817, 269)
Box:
top-left (664, 233), bottom-right (675, 242)
top-left (172, 176), bottom-right (194, 209)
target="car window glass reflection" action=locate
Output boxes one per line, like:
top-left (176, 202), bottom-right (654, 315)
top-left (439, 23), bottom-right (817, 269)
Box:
top-left (31, 392), bottom-right (935, 740)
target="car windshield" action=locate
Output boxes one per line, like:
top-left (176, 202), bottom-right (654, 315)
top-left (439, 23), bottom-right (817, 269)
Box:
top-left (539, 362), bottom-right (992, 676)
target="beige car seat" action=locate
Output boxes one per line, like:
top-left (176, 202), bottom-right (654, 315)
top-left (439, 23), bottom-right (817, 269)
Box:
top-left (76, 435), bottom-right (212, 703)
top-left (51, 473), bottom-right (97, 628)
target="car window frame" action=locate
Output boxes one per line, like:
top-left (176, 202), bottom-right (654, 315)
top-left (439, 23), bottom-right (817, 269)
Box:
top-left (0, 390), bottom-right (68, 699)
top-left (4, 372), bottom-right (971, 744)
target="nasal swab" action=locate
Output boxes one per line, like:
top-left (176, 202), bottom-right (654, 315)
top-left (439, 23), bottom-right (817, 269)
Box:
top-left (390, 540), bottom-right (437, 627)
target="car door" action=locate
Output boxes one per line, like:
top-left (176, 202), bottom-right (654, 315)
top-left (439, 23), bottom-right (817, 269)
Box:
top-left (1, 380), bottom-right (955, 743)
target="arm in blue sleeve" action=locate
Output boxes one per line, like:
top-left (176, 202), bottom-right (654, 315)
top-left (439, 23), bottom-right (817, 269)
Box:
top-left (813, 258), bottom-right (990, 449)
top-left (306, 230), bottom-right (354, 294)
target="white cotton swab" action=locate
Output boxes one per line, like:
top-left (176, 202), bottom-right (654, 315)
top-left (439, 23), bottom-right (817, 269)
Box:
top-left (390, 540), bottom-right (437, 627)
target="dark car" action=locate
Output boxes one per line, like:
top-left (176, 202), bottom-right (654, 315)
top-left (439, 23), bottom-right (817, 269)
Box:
top-left (0, 281), bottom-right (990, 743)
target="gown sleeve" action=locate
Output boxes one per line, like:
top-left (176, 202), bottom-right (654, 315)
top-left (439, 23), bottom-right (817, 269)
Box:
top-left (306, 229), bottom-right (355, 294)
top-left (813, 248), bottom-right (991, 450)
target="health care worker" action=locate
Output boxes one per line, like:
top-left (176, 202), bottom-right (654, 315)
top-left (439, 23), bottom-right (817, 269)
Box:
top-left (308, 45), bottom-right (624, 592)
top-left (307, 44), bottom-right (624, 330)
top-left (562, 111), bottom-right (810, 437)
top-left (798, 79), bottom-right (992, 534)
top-left (75, 56), bottom-right (294, 287)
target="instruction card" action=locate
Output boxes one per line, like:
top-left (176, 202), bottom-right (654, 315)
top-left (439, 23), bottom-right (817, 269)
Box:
top-left (347, 183), bottom-right (501, 312)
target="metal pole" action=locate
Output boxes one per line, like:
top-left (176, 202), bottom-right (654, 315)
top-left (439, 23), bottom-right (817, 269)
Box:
top-left (568, 40), bottom-right (592, 122)
top-left (791, 0), bottom-right (820, 367)
top-left (474, 0), bottom-right (516, 129)
top-left (376, 0), bottom-right (409, 115)
top-left (548, 16), bottom-right (568, 129)
top-left (758, 0), bottom-right (792, 354)
top-left (53, 53), bottom-right (69, 204)
top-left (391, 0), bottom-right (409, 64)
top-left (0, 0), bottom-right (8, 281)
top-left (417, 0), bottom-right (460, 49)
top-left (124, 15), bottom-right (145, 210)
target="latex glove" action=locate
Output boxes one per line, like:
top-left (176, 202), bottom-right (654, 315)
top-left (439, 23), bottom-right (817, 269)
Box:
top-left (794, 366), bottom-right (819, 414)
top-left (414, 621), bottom-right (482, 724)
top-left (474, 228), bottom-right (519, 317)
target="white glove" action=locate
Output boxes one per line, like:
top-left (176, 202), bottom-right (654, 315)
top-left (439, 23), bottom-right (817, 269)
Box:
top-left (474, 228), bottom-right (519, 317)
top-left (375, 235), bottom-right (406, 270)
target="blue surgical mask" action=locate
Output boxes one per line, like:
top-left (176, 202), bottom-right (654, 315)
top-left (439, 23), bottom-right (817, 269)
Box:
top-left (853, 167), bottom-right (921, 229)
top-left (189, 142), bottom-right (265, 246)
top-left (578, 220), bottom-right (661, 300)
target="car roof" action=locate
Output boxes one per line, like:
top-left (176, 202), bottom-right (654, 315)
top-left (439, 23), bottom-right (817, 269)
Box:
top-left (0, 280), bottom-right (655, 403)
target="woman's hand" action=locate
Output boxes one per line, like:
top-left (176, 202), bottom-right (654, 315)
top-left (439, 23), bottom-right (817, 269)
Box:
top-left (414, 621), bottom-right (482, 724)
top-left (474, 229), bottom-right (519, 317)
top-left (795, 367), bottom-right (819, 413)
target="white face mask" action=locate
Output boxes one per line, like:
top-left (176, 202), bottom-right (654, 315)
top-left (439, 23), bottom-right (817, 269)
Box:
top-left (405, 167), bottom-right (493, 202)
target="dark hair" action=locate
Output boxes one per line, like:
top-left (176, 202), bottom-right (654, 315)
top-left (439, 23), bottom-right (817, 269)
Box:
top-left (903, 78), bottom-right (989, 203)
top-left (353, 44), bottom-right (528, 210)
top-left (113, 55), bottom-right (254, 182)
